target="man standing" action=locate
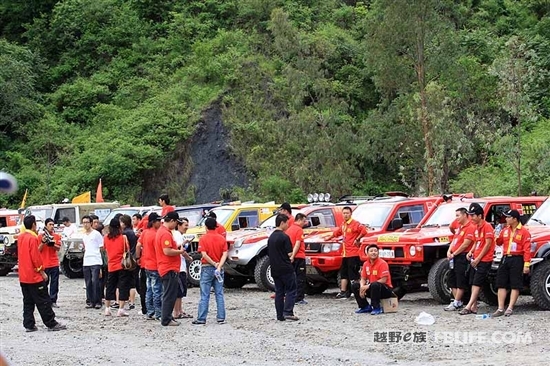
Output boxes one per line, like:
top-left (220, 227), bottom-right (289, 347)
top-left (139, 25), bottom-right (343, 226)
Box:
top-left (172, 217), bottom-right (193, 319)
top-left (159, 194), bottom-right (175, 216)
top-left (82, 215), bottom-right (104, 309)
top-left (155, 211), bottom-right (184, 326)
top-left (286, 213), bottom-right (308, 304)
top-left (137, 212), bottom-right (163, 320)
top-left (37, 218), bottom-right (61, 307)
top-left (17, 215), bottom-right (65, 332)
top-left (352, 244), bottom-right (394, 315)
top-left (444, 207), bottom-right (475, 311)
top-left (132, 213), bottom-right (142, 233)
top-left (61, 217), bottom-right (78, 238)
top-left (327, 206), bottom-right (367, 299)
top-left (192, 218), bottom-right (228, 325)
top-left (267, 214), bottom-right (298, 321)
top-left (493, 209), bottom-right (531, 317)
top-left (459, 203), bottom-right (495, 315)
top-left (279, 202), bottom-right (294, 227)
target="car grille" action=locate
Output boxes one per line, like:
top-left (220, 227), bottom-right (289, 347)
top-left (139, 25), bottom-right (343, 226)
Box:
top-left (305, 243), bottom-right (322, 253)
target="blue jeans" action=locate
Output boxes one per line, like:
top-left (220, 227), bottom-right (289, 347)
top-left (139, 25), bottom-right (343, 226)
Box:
top-left (44, 266), bottom-right (60, 303)
top-left (197, 266), bottom-right (225, 322)
top-left (83, 265), bottom-right (102, 306)
top-left (146, 270), bottom-right (163, 318)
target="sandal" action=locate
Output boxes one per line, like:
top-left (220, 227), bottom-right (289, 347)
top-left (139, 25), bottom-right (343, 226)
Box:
top-left (181, 313), bottom-right (193, 319)
top-left (504, 308), bottom-right (513, 317)
top-left (458, 308), bottom-right (476, 315)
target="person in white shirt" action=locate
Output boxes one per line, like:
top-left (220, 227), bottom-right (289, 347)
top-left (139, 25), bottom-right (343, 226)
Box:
top-left (172, 217), bottom-right (193, 319)
top-left (61, 217), bottom-right (78, 238)
top-left (81, 215), bottom-right (105, 309)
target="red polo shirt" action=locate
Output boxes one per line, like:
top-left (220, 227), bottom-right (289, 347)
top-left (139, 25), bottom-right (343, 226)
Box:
top-left (496, 223), bottom-right (531, 265)
top-left (17, 231), bottom-right (44, 284)
top-left (361, 258), bottom-right (393, 288)
top-left (333, 218), bottom-right (367, 257)
top-left (37, 232), bottom-right (61, 269)
top-left (161, 205), bottom-right (175, 216)
top-left (285, 223), bottom-right (305, 259)
top-left (155, 225), bottom-right (180, 276)
top-left (472, 221), bottom-right (495, 262)
top-left (216, 224), bottom-right (227, 238)
top-left (198, 230), bottom-right (227, 264)
top-left (450, 221), bottom-right (475, 254)
top-left (140, 227), bottom-right (158, 271)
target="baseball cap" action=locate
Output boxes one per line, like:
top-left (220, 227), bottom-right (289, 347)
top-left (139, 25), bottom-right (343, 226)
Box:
top-left (467, 203), bottom-right (484, 216)
top-left (502, 209), bottom-right (521, 220)
top-left (163, 211), bottom-right (180, 222)
top-left (279, 202), bottom-right (292, 211)
top-left (148, 212), bottom-right (162, 222)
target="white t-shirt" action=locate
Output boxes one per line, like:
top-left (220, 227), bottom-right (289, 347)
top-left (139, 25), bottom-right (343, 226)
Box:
top-left (83, 230), bottom-right (104, 266)
top-left (62, 223), bottom-right (79, 238)
top-left (172, 230), bottom-right (187, 272)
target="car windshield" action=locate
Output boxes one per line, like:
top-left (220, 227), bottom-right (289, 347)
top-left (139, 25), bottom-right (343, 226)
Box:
top-left (176, 208), bottom-right (205, 227)
top-left (423, 202), bottom-right (485, 227)
top-left (352, 204), bottom-right (393, 229)
top-left (28, 208), bottom-right (53, 222)
top-left (260, 209), bottom-right (307, 228)
top-left (197, 208), bottom-right (235, 226)
top-left (102, 209), bottom-right (139, 225)
top-left (527, 199), bottom-right (550, 226)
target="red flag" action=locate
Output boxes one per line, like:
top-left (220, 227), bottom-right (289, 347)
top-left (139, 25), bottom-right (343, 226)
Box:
top-left (96, 178), bottom-right (104, 203)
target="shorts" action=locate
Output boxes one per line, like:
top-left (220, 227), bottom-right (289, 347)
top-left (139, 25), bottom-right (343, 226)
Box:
top-left (496, 255), bottom-right (524, 290)
top-left (105, 269), bottom-right (132, 301)
top-left (177, 272), bottom-right (188, 298)
top-left (448, 254), bottom-right (469, 289)
top-left (339, 256), bottom-right (362, 281)
top-left (130, 267), bottom-right (139, 289)
top-left (469, 261), bottom-right (492, 287)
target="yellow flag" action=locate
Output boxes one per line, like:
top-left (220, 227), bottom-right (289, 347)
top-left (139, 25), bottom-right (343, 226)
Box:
top-left (20, 189), bottom-right (28, 209)
top-left (72, 191), bottom-right (91, 203)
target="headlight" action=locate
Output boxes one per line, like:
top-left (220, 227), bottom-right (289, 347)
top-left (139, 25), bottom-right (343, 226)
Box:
top-left (322, 243), bottom-right (340, 253)
top-left (79, 243), bottom-right (84, 250)
top-left (322, 244), bottom-right (331, 253)
top-left (234, 238), bottom-right (244, 248)
top-left (14, 228), bottom-right (20, 234)
top-left (0, 236), bottom-right (8, 245)
top-left (409, 246), bottom-right (416, 256)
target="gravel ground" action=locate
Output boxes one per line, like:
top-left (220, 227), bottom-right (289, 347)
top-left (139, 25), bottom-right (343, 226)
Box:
top-left (0, 273), bottom-right (548, 366)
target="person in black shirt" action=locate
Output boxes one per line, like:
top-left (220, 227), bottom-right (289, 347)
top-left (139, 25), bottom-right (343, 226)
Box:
top-left (268, 214), bottom-right (298, 321)
top-left (120, 215), bottom-right (140, 310)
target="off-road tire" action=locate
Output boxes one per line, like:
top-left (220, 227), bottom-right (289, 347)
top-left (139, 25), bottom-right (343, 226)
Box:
top-left (254, 255), bottom-right (274, 291)
top-left (531, 260), bottom-right (550, 310)
top-left (0, 264), bottom-right (14, 276)
top-left (305, 280), bottom-right (329, 295)
top-left (60, 258), bottom-right (83, 279)
top-left (224, 275), bottom-right (248, 289)
top-left (479, 277), bottom-right (500, 306)
top-left (187, 252), bottom-right (202, 287)
top-left (428, 258), bottom-right (452, 304)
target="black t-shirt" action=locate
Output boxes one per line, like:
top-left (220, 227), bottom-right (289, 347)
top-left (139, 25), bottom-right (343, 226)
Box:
top-left (268, 229), bottom-right (293, 277)
top-left (123, 228), bottom-right (138, 256)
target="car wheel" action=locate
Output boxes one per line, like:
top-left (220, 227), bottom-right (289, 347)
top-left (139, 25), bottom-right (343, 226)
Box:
top-left (254, 255), bottom-right (274, 291)
top-left (531, 260), bottom-right (550, 310)
top-left (0, 264), bottom-right (14, 276)
top-left (427, 258), bottom-right (452, 304)
top-left (187, 252), bottom-right (202, 287)
top-left (60, 258), bottom-right (83, 279)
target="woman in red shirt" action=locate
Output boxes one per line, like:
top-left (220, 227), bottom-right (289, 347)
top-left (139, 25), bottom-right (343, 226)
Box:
top-left (103, 218), bottom-right (132, 317)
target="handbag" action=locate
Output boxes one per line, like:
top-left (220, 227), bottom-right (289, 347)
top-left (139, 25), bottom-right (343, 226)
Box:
top-left (121, 235), bottom-right (137, 271)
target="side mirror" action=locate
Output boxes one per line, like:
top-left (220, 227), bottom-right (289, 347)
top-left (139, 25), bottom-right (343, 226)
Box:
top-left (310, 217), bottom-right (321, 227)
top-left (231, 224), bottom-right (240, 231)
top-left (388, 218), bottom-right (403, 231)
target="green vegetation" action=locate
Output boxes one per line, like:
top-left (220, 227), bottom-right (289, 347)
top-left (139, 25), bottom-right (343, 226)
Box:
top-left (2, 0), bottom-right (550, 206)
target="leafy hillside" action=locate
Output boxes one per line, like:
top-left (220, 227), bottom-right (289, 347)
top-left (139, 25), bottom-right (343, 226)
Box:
top-left (2, 0), bottom-right (550, 206)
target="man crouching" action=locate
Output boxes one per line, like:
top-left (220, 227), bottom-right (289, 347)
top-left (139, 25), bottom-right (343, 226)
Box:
top-left (351, 244), bottom-right (394, 315)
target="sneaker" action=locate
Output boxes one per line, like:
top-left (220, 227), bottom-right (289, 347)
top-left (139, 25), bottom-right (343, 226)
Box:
top-left (284, 315), bottom-right (299, 321)
top-left (335, 291), bottom-right (349, 300)
top-left (355, 305), bottom-right (373, 314)
top-left (370, 307), bottom-right (384, 315)
top-left (85, 303), bottom-right (94, 309)
top-left (492, 309), bottom-right (505, 318)
top-left (145, 314), bottom-right (155, 320)
top-left (164, 320), bottom-right (180, 326)
top-left (110, 303), bottom-right (120, 309)
top-left (51, 303), bottom-right (59, 308)
top-left (94, 304), bottom-right (102, 309)
top-left (25, 326), bottom-right (38, 333)
top-left (443, 302), bottom-right (462, 311)
top-left (104, 308), bottom-right (112, 316)
top-left (48, 323), bottom-right (67, 331)
top-left (129, 303), bottom-right (135, 310)
top-left (217, 319), bottom-right (226, 324)
top-left (117, 309), bottom-right (130, 317)
top-left (191, 320), bottom-right (206, 326)
top-left (296, 300), bottom-right (308, 305)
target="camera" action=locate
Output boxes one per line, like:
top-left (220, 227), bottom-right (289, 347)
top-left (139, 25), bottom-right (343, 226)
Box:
top-left (42, 228), bottom-right (56, 247)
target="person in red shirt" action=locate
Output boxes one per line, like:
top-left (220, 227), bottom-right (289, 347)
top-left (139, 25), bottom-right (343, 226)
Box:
top-left (492, 209), bottom-right (531, 317)
top-left (207, 211), bottom-right (227, 238)
top-left (155, 211), bottom-right (185, 326)
top-left (159, 193), bottom-right (176, 216)
top-left (193, 217), bottom-right (228, 325)
top-left (37, 218), bottom-right (61, 307)
top-left (460, 203), bottom-right (495, 315)
top-left (103, 218), bottom-right (133, 317)
top-left (17, 215), bottom-right (65, 332)
top-left (279, 202), bottom-right (295, 227)
top-left (136, 212), bottom-right (162, 320)
top-left (444, 207), bottom-right (475, 311)
top-left (327, 206), bottom-right (367, 299)
top-left (352, 244), bottom-right (394, 315)
top-left (287, 213), bottom-right (308, 304)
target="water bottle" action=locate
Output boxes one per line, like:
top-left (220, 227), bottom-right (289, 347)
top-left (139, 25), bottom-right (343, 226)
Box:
top-left (214, 269), bottom-right (223, 283)
top-left (449, 258), bottom-right (454, 269)
top-left (475, 314), bottom-right (490, 319)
